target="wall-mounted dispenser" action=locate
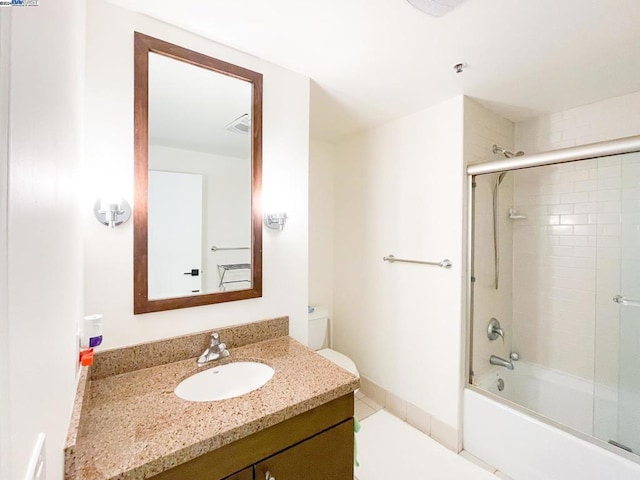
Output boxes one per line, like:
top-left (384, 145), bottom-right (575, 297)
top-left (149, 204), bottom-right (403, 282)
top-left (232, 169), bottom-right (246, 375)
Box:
top-left (79, 314), bottom-right (103, 366)
top-left (80, 314), bottom-right (103, 348)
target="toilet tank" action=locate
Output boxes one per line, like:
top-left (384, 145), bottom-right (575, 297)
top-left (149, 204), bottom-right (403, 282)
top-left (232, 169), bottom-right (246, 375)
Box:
top-left (308, 307), bottom-right (330, 350)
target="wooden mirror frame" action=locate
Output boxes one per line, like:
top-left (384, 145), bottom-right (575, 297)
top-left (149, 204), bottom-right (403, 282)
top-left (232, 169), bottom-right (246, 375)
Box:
top-left (133, 32), bottom-right (263, 314)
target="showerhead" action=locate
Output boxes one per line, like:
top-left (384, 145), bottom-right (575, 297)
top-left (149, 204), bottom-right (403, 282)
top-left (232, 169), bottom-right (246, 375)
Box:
top-left (492, 144), bottom-right (524, 158)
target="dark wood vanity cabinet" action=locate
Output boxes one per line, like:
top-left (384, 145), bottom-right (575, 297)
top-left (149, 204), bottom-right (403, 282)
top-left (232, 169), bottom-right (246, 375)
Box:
top-left (254, 419), bottom-right (353, 480)
top-left (152, 394), bottom-right (354, 480)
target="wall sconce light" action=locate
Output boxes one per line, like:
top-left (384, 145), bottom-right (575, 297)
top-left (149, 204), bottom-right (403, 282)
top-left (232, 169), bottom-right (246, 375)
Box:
top-left (94, 198), bottom-right (131, 228)
top-left (264, 212), bottom-right (288, 231)
top-left (406, 0), bottom-right (467, 17)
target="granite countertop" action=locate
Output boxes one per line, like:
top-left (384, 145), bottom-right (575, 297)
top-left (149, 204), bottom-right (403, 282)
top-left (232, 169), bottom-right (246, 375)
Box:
top-left (68, 334), bottom-right (358, 480)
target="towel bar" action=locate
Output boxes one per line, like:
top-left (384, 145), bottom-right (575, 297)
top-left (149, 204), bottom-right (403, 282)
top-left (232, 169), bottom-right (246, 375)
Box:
top-left (383, 254), bottom-right (452, 269)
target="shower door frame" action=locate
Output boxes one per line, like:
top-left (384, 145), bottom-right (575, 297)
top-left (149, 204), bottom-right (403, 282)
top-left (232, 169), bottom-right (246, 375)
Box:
top-left (464, 134), bottom-right (640, 464)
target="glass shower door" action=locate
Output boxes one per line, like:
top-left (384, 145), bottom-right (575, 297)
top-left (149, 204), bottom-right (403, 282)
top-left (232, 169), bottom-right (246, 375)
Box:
top-left (593, 152), bottom-right (640, 455)
top-left (614, 153), bottom-right (640, 454)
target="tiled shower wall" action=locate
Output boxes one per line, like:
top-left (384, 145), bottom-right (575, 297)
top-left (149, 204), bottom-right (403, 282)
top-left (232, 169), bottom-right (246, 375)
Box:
top-left (515, 91), bottom-right (640, 155)
top-left (464, 98), bottom-right (515, 379)
top-left (513, 90), bottom-right (640, 442)
top-left (511, 159), bottom-right (602, 381)
top-left (510, 153), bottom-right (640, 447)
top-left (467, 92), bottom-right (640, 438)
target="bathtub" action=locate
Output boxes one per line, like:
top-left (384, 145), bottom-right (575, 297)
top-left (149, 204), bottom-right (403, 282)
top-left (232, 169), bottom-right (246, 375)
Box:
top-left (463, 364), bottom-right (640, 480)
top-left (475, 361), bottom-right (596, 435)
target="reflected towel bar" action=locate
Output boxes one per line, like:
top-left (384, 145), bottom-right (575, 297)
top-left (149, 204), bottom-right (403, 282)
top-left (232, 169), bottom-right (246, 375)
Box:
top-left (383, 254), bottom-right (452, 269)
top-left (211, 245), bottom-right (250, 252)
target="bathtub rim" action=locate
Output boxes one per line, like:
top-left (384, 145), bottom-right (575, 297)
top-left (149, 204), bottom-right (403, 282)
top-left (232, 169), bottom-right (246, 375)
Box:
top-left (464, 384), bottom-right (640, 466)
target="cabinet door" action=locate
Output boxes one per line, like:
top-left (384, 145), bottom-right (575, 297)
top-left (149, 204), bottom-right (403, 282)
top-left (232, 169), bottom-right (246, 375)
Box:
top-left (223, 467), bottom-right (253, 480)
top-left (255, 419), bottom-right (353, 480)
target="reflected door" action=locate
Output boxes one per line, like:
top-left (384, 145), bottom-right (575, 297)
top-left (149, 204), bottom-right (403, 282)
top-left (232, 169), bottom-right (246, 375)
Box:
top-left (148, 170), bottom-right (203, 299)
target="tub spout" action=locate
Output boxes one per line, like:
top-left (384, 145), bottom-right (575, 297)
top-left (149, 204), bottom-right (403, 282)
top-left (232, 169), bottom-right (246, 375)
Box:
top-left (490, 354), bottom-right (514, 370)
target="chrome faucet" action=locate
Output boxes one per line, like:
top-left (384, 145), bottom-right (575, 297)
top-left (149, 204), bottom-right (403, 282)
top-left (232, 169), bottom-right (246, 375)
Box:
top-left (197, 332), bottom-right (229, 366)
top-left (490, 354), bottom-right (514, 370)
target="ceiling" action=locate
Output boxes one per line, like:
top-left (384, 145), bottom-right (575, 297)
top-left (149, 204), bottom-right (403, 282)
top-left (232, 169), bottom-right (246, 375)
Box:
top-left (149, 52), bottom-right (251, 158)
top-left (110, 0), bottom-right (640, 142)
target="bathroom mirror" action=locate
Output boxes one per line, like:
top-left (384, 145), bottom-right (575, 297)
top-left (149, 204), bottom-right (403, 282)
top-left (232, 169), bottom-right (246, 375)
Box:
top-left (134, 33), bottom-right (262, 314)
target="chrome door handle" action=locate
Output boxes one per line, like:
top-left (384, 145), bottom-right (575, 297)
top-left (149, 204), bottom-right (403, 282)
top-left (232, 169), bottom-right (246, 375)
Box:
top-left (613, 295), bottom-right (640, 307)
top-left (265, 471), bottom-right (275, 480)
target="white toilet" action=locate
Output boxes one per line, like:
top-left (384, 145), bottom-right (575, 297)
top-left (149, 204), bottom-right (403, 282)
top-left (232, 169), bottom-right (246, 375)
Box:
top-left (308, 307), bottom-right (360, 380)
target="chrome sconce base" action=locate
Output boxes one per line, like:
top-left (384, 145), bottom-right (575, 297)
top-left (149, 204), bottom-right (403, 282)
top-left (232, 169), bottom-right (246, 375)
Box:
top-left (264, 212), bottom-right (288, 230)
top-left (94, 199), bottom-right (131, 228)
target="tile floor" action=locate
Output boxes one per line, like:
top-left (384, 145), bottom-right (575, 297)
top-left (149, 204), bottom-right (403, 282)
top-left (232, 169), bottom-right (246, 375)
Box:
top-left (355, 391), bottom-right (384, 421)
top-left (354, 396), bottom-right (513, 480)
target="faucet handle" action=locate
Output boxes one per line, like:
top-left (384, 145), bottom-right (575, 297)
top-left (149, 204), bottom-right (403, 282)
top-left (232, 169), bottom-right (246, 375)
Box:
top-left (210, 332), bottom-right (220, 347)
top-left (487, 318), bottom-right (505, 343)
top-left (217, 342), bottom-right (230, 358)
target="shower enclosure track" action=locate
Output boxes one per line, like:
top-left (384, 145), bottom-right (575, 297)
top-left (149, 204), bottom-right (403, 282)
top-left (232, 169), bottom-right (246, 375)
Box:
top-left (468, 135), bottom-right (640, 176)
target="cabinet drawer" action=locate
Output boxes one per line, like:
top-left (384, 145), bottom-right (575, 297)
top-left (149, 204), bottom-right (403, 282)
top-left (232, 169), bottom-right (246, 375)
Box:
top-left (223, 467), bottom-right (253, 480)
top-left (255, 419), bottom-right (354, 480)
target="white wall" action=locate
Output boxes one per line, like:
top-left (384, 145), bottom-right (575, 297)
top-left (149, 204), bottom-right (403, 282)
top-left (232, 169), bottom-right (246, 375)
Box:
top-left (333, 96), bottom-right (465, 430)
top-left (84, 0), bottom-right (310, 348)
top-left (149, 145), bottom-right (252, 293)
top-left (308, 140), bottom-right (336, 316)
top-left (3, 1), bottom-right (85, 479)
top-left (0, 11), bottom-right (10, 479)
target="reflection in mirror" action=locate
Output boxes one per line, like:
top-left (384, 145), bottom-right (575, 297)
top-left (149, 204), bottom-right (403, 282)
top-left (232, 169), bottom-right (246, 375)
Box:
top-left (134, 33), bottom-right (262, 314)
top-left (148, 53), bottom-right (252, 299)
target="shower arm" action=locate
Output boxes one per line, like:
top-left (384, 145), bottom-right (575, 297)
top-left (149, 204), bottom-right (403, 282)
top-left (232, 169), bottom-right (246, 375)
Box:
top-left (492, 144), bottom-right (524, 159)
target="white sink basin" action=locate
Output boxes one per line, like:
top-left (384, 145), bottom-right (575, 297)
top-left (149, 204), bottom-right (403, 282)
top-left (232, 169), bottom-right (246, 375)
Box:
top-left (175, 361), bottom-right (275, 402)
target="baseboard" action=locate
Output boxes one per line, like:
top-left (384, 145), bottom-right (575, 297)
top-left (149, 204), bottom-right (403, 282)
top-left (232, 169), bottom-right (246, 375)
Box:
top-left (359, 375), bottom-right (460, 453)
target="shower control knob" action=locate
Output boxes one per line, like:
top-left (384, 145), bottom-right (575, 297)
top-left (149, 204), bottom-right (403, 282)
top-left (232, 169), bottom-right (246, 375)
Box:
top-left (510, 352), bottom-right (519, 362)
top-left (487, 318), bottom-right (504, 342)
